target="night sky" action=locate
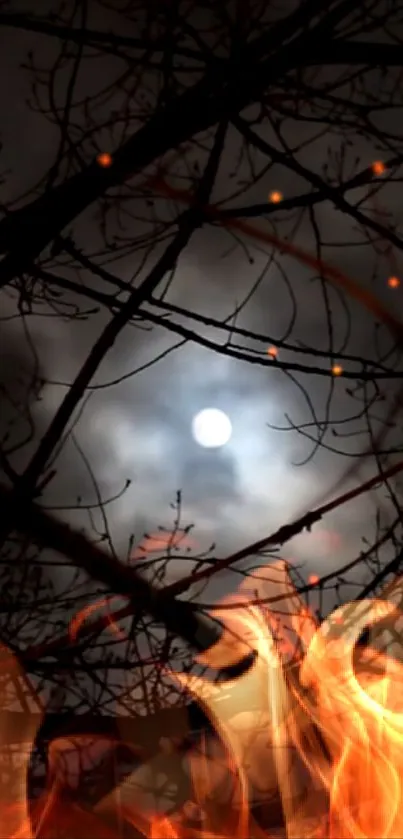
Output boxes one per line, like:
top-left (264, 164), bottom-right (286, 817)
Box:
top-left (0, 0), bottom-right (402, 616)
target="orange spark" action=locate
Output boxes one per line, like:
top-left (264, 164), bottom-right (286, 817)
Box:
top-left (308, 574), bottom-right (320, 586)
top-left (267, 345), bottom-right (278, 358)
top-left (96, 152), bottom-right (113, 168)
top-left (331, 363), bottom-right (343, 376)
top-left (388, 275), bottom-right (400, 288)
top-left (268, 190), bottom-right (283, 203)
top-left (371, 160), bottom-right (386, 176)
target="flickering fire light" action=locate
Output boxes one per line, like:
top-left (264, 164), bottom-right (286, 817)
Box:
top-left (331, 364), bottom-right (343, 376)
top-left (387, 276), bottom-right (400, 288)
top-left (2, 561), bottom-right (403, 839)
top-left (69, 595), bottom-right (127, 643)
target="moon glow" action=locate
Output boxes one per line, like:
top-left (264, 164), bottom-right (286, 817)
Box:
top-left (191, 408), bottom-right (232, 449)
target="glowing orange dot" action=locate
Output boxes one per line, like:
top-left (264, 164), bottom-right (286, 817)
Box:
top-left (267, 346), bottom-right (278, 358)
top-left (387, 275), bottom-right (400, 288)
top-left (269, 190), bottom-right (283, 203)
top-left (331, 364), bottom-right (343, 376)
top-left (96, 152), bottom-right (113, 168)
top-left (371, 160), bottom-right (386, 176)
top-left (308, 574), bottom-right (320, 586)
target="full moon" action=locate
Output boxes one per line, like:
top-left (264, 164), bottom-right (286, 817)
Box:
top-left (191, 408), bottom-right (232, 449)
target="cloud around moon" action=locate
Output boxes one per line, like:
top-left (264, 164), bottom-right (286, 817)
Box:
top-left (191, 409), bottom-right (233, 449)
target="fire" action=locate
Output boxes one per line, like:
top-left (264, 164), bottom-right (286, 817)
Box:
top-left (3, 562), bottom-right (403, 838)
top-left (0, 646), bottom-right (39, 839)
top-left (100, 563), bottom-right (403, 839)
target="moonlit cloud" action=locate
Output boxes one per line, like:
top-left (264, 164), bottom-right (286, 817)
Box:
top-left (0, 10), bottom-right (400, 608)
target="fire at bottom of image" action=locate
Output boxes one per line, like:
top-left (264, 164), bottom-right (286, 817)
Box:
top-left (1, 560), bottom-right (403, 839)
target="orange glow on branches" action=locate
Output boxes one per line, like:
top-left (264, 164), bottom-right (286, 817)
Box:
top-left (96, 152), bottom-right (113, 168)
top-left (308, 574), bottom-right (320, 585)
top-left (331, 364), bottom-right (343, 376)
top-left (333, 613), bottom-right (344, 625)
top-left (69, 595), bottom-right (126, 643)
top-left (149, 175), bottom-right (403, 348)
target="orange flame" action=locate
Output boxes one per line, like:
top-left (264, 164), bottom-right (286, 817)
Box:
top-left (69, 595), bottom-right (127, 642)
top-left (96, 561), bottom-right (403, 838)
top-left (0, 646), bottom-right (41, 838)
top-left (3, 562), bottom-right (403, 838)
